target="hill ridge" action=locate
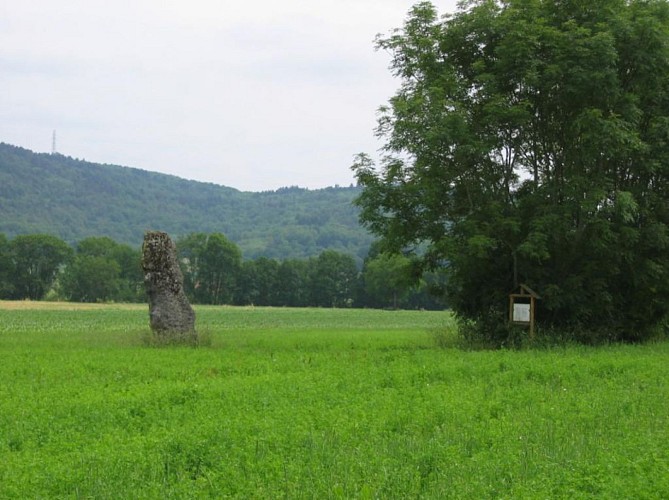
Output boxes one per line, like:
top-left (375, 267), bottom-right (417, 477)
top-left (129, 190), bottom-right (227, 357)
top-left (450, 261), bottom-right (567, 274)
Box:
top-left (0, 142), bottom-right (372, 260)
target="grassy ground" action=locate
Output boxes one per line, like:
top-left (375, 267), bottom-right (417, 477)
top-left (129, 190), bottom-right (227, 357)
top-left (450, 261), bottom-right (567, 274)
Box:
top-left (0, 302), bottom-right (667, 498)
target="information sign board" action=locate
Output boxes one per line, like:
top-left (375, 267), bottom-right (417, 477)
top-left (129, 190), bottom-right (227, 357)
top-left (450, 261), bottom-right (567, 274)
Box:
top-left (513, 303), bottom-right (531, 323)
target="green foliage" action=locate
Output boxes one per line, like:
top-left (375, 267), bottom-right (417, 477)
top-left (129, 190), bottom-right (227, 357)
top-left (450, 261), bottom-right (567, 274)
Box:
top-left (0, 304), bottom-right (667, 497)
top-left (0, 234), bottom-right (12, 297)
top-left (353, 0), bottom-right (669, 343)
top-left (175, 232), bottom-right (208, 301)
top-left (61, 255), bottom-right (121, 302)
top-left (8, 234), bottom-right (73, 299)
top-left (0, 144), bottom-right (373, 261)
top-left (236, 257), bottom-right (280, 306)
top-left (197, 233), bottom-right (242, 304)
top-left (363, 252), bottom-right (416, 308)
top-left (0, 230), bottom-right (445, 309)
top-left (60, 237), bottom-right (143, 303)
top-left (177, 232), bottom-right (243, 304)
top-left (274, 259), bottom-right (312, 307)
top-left (310, 250), bottom-right (359, 307)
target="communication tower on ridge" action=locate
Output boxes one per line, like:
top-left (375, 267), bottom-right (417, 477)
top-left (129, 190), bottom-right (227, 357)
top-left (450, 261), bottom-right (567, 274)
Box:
top-left (51, 130), bottom-right (57, 155)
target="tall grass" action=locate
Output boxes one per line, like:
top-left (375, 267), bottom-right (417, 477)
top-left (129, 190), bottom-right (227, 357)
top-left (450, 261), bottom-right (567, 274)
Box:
top-left (0, 302), bottom-right (667, 497)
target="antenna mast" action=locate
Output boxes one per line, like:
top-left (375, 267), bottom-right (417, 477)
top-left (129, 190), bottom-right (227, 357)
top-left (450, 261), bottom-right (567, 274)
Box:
top-left (51, 130), bottom-right (57, 155)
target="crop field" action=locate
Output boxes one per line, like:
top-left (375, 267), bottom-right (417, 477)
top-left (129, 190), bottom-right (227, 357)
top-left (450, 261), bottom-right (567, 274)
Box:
top-left (0, 302), bottom-right (667, 498)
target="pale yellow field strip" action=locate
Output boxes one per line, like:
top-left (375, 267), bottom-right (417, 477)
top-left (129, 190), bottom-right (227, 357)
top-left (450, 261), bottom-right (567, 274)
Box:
top-left (0, 301), bottom-right (145, 311)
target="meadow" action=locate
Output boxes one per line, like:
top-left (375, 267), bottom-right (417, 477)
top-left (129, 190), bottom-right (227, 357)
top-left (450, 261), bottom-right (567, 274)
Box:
top-left (0, 302), bottom-right (667, 498)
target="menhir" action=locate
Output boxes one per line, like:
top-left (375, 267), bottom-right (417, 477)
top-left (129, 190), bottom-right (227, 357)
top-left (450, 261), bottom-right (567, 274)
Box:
top-left (141, 231), bottom-right (195, 336)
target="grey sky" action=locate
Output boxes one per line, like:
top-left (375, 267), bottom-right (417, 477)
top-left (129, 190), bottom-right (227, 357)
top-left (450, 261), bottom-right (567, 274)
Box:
top-left (1, 0), bottom-right (458, 191)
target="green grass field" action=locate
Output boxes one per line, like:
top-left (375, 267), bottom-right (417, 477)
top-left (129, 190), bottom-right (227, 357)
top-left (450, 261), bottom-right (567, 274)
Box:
top-left (0, 302), bottom-right (667, 498)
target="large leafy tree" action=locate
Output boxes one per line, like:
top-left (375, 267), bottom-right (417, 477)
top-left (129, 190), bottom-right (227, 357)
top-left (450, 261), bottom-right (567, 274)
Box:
top-left (362, 252), bottom-right (416, 309)
top-left (310, 250), bottom-right (359, 308)
top-left (275, 259), bottom-right (311, 307)
top-left (110, 243), bottom-right (143, 302)
top-left (177, 232), bottom-right (243, 304)
top-left (60, 236), bottom-right (142, 302)
top-left (176, 232), bottom-right (208, 301)
top-left (61, 255), bottom-right (121, 303)
top-left (196, 233), bottom-right (242, 304)
top-left (9, 234), bottom-right (73, 300)
top-left (236, 257), bottom-right (280, 306)
top-left (353, 0), bottom-right (669, 342)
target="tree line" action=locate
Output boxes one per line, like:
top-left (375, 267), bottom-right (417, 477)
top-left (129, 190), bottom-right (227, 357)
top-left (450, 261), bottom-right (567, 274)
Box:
top-left (0, 233), bottom-right (445, 310)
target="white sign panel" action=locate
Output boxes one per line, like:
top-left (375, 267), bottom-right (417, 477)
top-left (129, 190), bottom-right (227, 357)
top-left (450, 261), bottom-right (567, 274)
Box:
top-left (513, 303), bottom-right (531, 323)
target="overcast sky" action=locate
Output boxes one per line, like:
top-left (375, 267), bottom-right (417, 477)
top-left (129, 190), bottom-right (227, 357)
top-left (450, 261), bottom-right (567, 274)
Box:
top-left (1, 0), bottom-right (458, 192)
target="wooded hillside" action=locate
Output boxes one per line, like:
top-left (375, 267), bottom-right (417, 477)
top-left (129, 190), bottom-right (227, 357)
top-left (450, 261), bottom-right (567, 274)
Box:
top-left (0, 143), bottom-right (373, 260)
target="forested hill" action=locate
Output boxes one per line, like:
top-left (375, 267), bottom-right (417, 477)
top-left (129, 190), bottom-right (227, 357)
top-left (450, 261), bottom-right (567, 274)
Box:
top-left (0, 143), bottom-right (373, 260)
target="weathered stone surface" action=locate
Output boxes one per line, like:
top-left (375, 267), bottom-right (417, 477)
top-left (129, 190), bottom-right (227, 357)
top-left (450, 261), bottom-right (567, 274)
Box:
top-left (141, 231), bottom-right (195, 336)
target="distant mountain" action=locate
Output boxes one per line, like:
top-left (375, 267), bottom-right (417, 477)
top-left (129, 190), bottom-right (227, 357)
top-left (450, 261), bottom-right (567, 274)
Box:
top-left (0, 143), bottom-right (373, 261)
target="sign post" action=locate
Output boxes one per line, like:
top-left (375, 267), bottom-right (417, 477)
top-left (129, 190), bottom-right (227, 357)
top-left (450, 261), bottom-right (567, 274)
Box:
top-left (509, 284), bottom-right (540, 339)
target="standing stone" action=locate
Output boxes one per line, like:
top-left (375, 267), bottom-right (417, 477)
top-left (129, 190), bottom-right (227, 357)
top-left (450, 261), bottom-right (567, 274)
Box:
top-left (142, 231), bottom-right (196, 339)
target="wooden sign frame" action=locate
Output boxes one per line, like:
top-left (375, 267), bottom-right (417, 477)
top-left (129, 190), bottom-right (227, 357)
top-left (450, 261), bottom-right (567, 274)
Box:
top-left (509, 284), bottom-right (540, 339)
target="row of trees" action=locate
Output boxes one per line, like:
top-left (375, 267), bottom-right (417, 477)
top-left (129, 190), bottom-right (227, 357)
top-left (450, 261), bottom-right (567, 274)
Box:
top-left (0, 234), bottom-right (143, 302)
top-left (0, 232), bottom-right (445, 309)
top-left (177, 233), bottom-right (444, 309)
